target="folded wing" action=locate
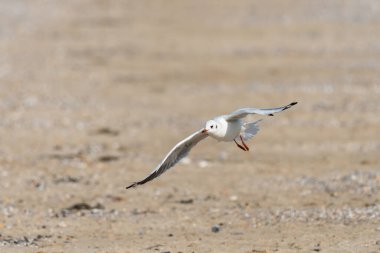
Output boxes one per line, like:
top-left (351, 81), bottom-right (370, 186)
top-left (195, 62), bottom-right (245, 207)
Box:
top-left (126, 129), bottom-right (208, 189)
top-left (225, 102), bottom-right (297, 121)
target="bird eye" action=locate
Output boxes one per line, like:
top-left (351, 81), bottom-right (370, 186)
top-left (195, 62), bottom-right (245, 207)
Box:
top-left (211, 125), bottom-right (214, 129)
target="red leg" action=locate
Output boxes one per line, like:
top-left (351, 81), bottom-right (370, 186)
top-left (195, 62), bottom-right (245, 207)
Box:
top-left (240, 135), bottom-right (249, 151)
top-left (234, 139), bottom-right (248, 151)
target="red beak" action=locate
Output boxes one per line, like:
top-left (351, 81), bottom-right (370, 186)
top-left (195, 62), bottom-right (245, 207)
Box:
top-left (201, 129), bottom-right (208, 134)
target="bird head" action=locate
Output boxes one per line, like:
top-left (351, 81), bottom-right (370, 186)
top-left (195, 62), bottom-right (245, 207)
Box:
top-left (202, 120), bottom-right (219, 134)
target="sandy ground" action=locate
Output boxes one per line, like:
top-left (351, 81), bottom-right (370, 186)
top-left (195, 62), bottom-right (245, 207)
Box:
top-left (1, 1), bottom-right (380, 252)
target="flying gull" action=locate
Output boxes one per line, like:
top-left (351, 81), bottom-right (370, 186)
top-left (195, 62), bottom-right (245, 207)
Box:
top-left (126, 102), bottom-right (297, 189)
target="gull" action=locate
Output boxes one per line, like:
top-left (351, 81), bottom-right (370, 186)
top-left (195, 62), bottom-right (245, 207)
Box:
top-left (126, 102), bottom-right (297, 189)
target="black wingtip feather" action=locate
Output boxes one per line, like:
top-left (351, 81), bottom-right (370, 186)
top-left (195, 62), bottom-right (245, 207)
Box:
top-left (126, 171), bottom-right (160, 189)
top-left (126, 183), bottom-right (138, 189)
top-left (282, 101), bottom-right (298, 111)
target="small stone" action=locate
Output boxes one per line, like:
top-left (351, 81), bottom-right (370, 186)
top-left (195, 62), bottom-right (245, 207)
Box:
top-left (313, 242), bottom-right (321, 251)
top-left (229, 195), bottom-right (238, 201)
top-left (198, 160), bottom-right (209, 168)
top-left (178, 199), bottom-right (193, 204)
top-left (180, 157), bottom-right (191, 165)
top-left (211, 225), bottom-right (220, 233)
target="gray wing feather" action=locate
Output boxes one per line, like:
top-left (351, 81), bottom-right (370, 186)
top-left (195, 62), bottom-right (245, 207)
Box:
top-left (126, 129), bottom-right (208, 189)
top-left (241, 119), bottom-right (262, 141)
top-left (225, 102), bottom-right (297, 121)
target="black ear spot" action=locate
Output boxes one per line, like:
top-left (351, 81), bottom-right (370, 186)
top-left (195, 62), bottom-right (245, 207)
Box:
top-left (216, 125), bottom-right (218, 129)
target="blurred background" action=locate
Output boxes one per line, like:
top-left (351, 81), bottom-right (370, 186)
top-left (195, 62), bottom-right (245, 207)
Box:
top-left (0, 1), bottom-right (379, 252)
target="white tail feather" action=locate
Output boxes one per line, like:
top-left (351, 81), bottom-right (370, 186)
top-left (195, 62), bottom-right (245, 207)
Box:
top-left (241, 119), bottom-right (262, 141)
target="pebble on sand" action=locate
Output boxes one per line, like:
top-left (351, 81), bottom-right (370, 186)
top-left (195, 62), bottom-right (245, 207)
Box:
top-left (211, 225), bottom-right (221, 233)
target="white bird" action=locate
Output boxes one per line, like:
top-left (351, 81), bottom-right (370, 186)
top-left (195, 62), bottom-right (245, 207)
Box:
top-left (126, 102), bottom-right (297, 189)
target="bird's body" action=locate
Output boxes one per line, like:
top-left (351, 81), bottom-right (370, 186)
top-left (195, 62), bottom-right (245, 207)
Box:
top-left (126, 102), bottom-right (297, 189)
top-left (207, 116), bottom-right (243, 141)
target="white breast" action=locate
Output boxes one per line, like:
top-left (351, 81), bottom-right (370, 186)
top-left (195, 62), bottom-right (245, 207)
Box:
top-left (210, 117), bottom-right (242, 142)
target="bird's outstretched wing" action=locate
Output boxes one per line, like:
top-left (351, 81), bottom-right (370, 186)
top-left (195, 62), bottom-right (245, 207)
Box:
top-left (225, 102), bottom-right (297, 121)
top-left (126, 129), bottom-right (208, 189)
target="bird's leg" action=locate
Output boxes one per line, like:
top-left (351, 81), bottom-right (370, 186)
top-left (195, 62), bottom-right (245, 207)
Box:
top-left (234, 139), bottom-right (248, 151)
top-left (239, 135), bottom-right (250, 151)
